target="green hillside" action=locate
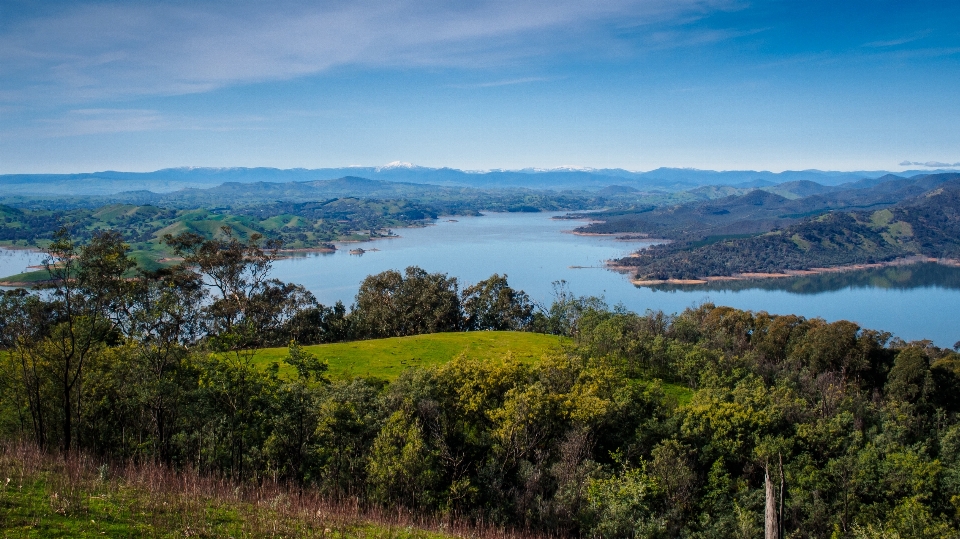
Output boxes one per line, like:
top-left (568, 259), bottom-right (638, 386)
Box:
top-left (618, 178), bottom-right (960, 280)
top-left (249, 331), bottom-right (694, 405)
top-left (251, 331), bottom-right (571, 380)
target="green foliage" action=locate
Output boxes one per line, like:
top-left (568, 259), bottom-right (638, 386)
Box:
top-left (586, 463), bottom-right (666, 539)
top-left (367, 410), bottom-right (440, 509)
top-left (284, 341), bottom-right (329, 382)
top-left (3, 230), bottom-right (960, 538)
top-left (353, 267), bottom-right (462, 338)
top-left (462, 274), bottom-right (536, 331)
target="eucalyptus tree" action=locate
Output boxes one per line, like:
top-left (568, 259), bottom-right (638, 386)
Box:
top-left (32, 229), bottom-right (134, 451)
top-left (119, 265), bottom-right (205, 461)
top-left (461, 273), bottom-right (535, 331)
top-left (0, 289), bottom-right (52, 445)
top-left (353, 266), bottom-right (461, 338)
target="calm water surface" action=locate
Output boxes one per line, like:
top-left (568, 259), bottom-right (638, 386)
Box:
top-left (270, 212), bottom-right (960, 348)
top-left (3, 212), bottom-right (958, 347)
top-left (0, 247), bottom-right (45, 282)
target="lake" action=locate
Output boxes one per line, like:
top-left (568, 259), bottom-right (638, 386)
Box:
top-left (3, 212), bottom-right (958, 347)
top-left (0, 247), bottom-right (46, 283)
top-left (268, 212), bottom-right (960, 348)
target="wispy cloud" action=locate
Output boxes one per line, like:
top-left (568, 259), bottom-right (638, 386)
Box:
top-left (449, 77), bottom-right (553, 89)
top-left (0, 0), bottom-right (737, 103)
top-left (900, 160), bottom-right (960, 168)
top-left (644, 26), bottom-right (765, 50)
top-left (34, 108), bottom-right (164, 137)
top-left (863, 31), bottom-right (930, 48)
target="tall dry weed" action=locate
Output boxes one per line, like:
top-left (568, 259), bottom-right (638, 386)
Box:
top-left (0, 440), bottom-right (553, 539)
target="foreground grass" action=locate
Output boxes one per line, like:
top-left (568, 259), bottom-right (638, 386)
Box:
top-left (251, 331), bottom-right (571, 381)
top-left (0, 443), bottom-right (472, 539)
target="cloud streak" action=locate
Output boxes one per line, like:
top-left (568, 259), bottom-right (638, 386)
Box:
top-left (900, 161), bottom-right (960, 168)
top-left (0, 108), bottom-right (165, 140)
top-left (0, 0), bottom-right (735, 103)
top-left (448, 77), bottom-right (554, 89)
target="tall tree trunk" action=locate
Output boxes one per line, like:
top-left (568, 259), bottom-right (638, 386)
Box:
top-left (765, 462), bottom-right (780, 539)
top-left (779, 453), bottom-right (785, 539)
top-left (62, 365), bottom-right (72, 452)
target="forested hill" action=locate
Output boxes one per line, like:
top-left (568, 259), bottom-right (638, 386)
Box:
top-left (574, 172), bottom-right (960, 241)
top-left (616, 178), bottom-right (960, 280)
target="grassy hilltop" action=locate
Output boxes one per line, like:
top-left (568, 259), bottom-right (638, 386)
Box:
top-left (249, 331), bottom-right (693, 403)
top-left (251, 331), bottom-right (569, 380)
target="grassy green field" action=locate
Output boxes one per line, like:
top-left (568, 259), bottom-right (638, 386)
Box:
top-left (250, 331), bottom-right (693, 404)
top-left (251, 331), bottom-right (571, 380)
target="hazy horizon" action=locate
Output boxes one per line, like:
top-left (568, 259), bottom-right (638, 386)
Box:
top-left (3, 161), bottom-right (959, 177)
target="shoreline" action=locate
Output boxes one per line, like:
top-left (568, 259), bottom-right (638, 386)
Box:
top-left (0, 280), bottom-right (44, 287)
top-left (0, 244), bottom-right (44, 252)
top-left (564, 230), bottom-right (670, 242)
top-left (625, 256), bottom-right (960, 286)
top-left (278, 247), bottom-right (336, 253)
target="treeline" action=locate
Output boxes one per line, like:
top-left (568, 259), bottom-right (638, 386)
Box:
top-left (0, 227), bottom-right (544, 450)
top-left (3, 230), bottom-right (960, 537)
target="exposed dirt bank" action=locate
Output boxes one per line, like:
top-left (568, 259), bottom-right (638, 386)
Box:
top-left (623, 256), bottom-right (960, 286)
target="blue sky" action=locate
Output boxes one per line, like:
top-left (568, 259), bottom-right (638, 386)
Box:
top-left (1, 0), bottom-right (958, 173)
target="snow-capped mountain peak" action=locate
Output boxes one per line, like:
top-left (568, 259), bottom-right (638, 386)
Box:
top-left (376, 161), bottom-right (420, 171)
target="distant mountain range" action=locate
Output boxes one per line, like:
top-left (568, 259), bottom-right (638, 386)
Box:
top-left (3, 164), bottom-right (956, 196)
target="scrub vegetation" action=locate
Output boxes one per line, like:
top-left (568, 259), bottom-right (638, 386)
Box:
top-left (3, 228), bottom-right (960, 538)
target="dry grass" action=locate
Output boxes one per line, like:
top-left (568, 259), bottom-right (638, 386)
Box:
top-left (0, 441), bottom-right (546, 539)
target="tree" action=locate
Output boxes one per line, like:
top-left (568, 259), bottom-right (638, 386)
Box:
top-left (461, 274), bottom-right (534, 331)
top-left (886, 347), bottom-right (934, 404)
top-left (39, 229), bottom-right (134, 451)
top-left (265, 343), bottom-right (328, 487)
top-left (121, 266), bottom-right (204, 461)
top-left (165, 226), bottom-right (280, 353)
top-left (353, 266), bottom-right (461, 338)
top-left (0, 289), bottom-right (52, 445)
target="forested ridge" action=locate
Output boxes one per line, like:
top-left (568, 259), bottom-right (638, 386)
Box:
top-left (3, 229), bottom-right (960, 537)
top-left (616, 178), bottom-right (960, 280)
top-left (0, 198), bottom-right (423, 252)
top-left (573, 172), bottom-right (960, 241)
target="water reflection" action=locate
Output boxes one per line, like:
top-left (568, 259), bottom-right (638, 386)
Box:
top-left (644, 263), bottom-right (960, 294)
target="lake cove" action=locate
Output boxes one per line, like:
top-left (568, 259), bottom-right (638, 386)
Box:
top-left (270, 212), bottom-right (960, 347)
top-left (0, 247), bottom-right (46, 287)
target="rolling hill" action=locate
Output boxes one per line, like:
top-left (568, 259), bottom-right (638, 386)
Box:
top-left (616, 177), bottom-right (960, 280)
top-left (574, 172), bottom-right (960, 241)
